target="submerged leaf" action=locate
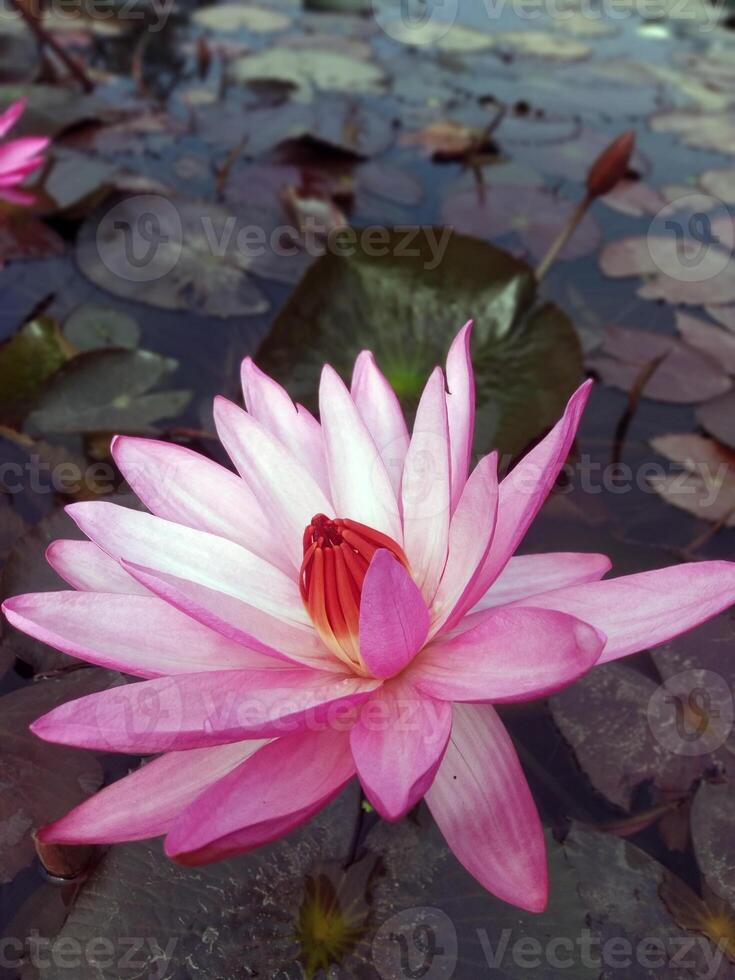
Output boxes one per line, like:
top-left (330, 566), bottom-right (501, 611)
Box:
top-left (76, 197), bottom-right (270, 318)
top-left (25, 349), bottom-right (191, 435)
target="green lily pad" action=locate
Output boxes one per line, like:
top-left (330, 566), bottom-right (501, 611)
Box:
top-left (37, 787), bottom-right (362, 980)
top-left (256, 228), bottom-right (583, 459)
top-left (0, 317), bottom-right (71, 426)
top-left (563, 825), bottom-right (728, 977)
top-left (24, 349), bottom-right (191, 435)
top-left (227, 48), bottom-right (386, 101)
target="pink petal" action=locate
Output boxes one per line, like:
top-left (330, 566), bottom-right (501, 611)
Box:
top-left (350, 676), bottom-right (451, 820)
top-left (410, 606), bottom-right (604, 702)
top-left (426, 704), bottom-right (548, 911)
top-left (474, 552), bottom-right (612, 611)
top-left (111, 436), bottom-right (291, 575)
top-left (512, 561), bottom-right (735, 665)
top-left (0, 137), bottom-right (49, 178)
top-left (46, 540), bottom-right (148, 594)
top-left (430, 452), bottom-right (498, 635)
top-left (2, 592), bottom-right (275, 677)
top-left (445, 321), bottom-right (475, 512)
top-left (165, 728), bottom-right (355, 864)
top-left (401, 367), bottom-right (451, 604)
top-left (359, 550), bottom-right (429, 679)
top-left (66, 501), bottom-right (306, 625)
top-left (121, 559), bottom-right (338, 672)
top-left (31, 668), bottom-right (379, 753)
top-left (458, 380), bottom-right (592, 614)
top-left (241, 358), bottom-right (329, 496)
top-left (350, 350), bottom-right (410, 499)
top-left (213, 396), bottom-right (333, 573)
top-left (319, 365), bottom-right (403, 543)
top-left (37, 741), bottom-right (268, 844)
top-left (0, 99), bottom-right (25, 139)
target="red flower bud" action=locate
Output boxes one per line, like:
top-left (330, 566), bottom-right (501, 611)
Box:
top-left (586, 131), bottom-right (636, 199)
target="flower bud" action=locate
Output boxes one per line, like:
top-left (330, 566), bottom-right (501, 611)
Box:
top-left (586, 131), bottom-right (636, 199)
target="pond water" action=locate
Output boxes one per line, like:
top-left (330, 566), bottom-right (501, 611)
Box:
top-left (0, 0), bottom-right (735, 975)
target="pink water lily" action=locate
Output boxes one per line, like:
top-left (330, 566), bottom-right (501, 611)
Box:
top-left (0, 99), bottom-right (49, 205)
top-left (4, 322), bottom-right (735, 912)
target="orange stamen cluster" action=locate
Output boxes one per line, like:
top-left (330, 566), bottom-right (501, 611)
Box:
top-left (300, 514), bottom-right (408, 672)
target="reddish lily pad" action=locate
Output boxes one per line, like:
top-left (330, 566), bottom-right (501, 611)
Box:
top-left (442, 185), bottom-right (602, 263)
top-left (649, 434), bottom-right (735, 527)
top-left (675, 313), bottom-right (735, 375)
top-left (587, 325), bottom-right (732, 404)
top-left (697, 391), bottom-right (735, 452)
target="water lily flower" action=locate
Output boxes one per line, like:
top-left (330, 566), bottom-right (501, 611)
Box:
top-left (4, 322), bottom-right (735, 912)
top-left (0, 99), bottom-right (49, 206)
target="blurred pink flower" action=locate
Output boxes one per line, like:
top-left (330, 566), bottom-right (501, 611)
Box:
top-left (0, 99), bottom-right (49, 205)
top-left (4, 322), bottom-right (735, 912)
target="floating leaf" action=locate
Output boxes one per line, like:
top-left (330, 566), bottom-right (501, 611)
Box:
top-left (256, 229), bottom-right (583, 458)
top-left (38, 788), bottom-right (360, 979)
top-left (76, 197), bottom-right (270, 318)
top-left (587, 325), bottom-right (732, 403)
top-left (0, 669), bottom-right (115, 882)
top-left (565, 825), bottom-right (731, 976)
top-left (357, 162), bottom-right (423, 206)
top-left (63, 304), bottom-right (140, 351)
top-left (707, 306), bottom-right (735, 333)
top-left (676, 313), bottom-right (735, 375)
top-left (0, 317), bottom-right (72, 425)
top-left (661, 872), bottom-right (735, 966)
top-left (691, 780), bottom-right (735, 907)
top-left (650, 110), bottom-right (735, 156)
top-left (193, 2), bottom-right (293, 32)
top-left (0, 84), bottom-right (112, 138)
top-left (442, 185), bottom-right (602, 262)
top-left (493, 31), bottom-right (591, 61)
top-left (550, 661), bottom-right (702, 810)
top-left (649, 433), bottom-right (735, 527)
top-left (25, 348), bottom-right (191, 435)
top-left (40, 148), bottom-right (117, 214)
top-left (513, 127), bottom-right (649, 183)
top-left (700, 168), bottom-right (735, 206)
top-left (227, 48), bottom-right (386, 101)
top-left (697, 391), bottom-right (735, 451)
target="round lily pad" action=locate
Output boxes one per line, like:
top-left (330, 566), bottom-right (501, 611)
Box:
top-left (256, 228), bottom-right (583, 458)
